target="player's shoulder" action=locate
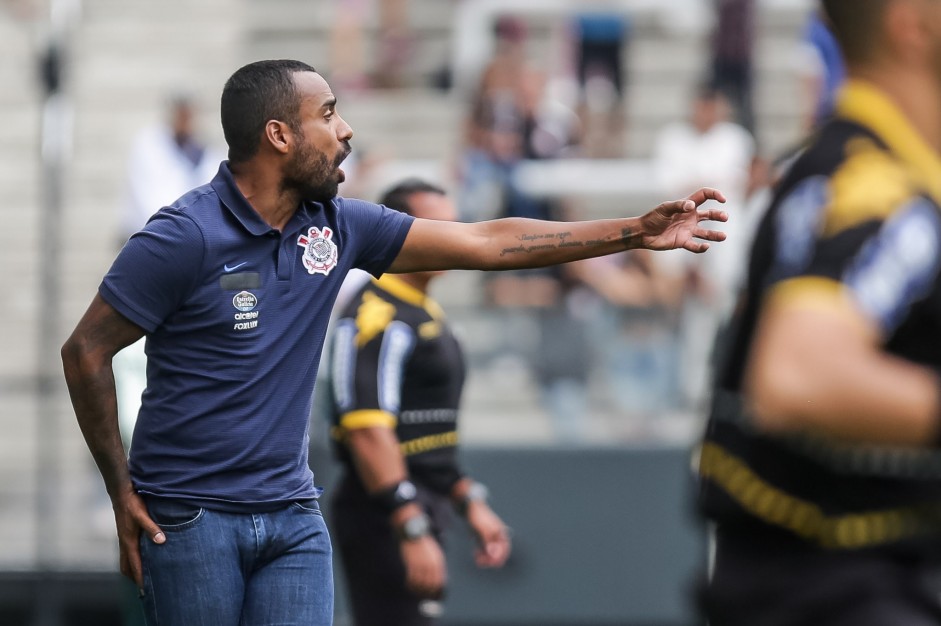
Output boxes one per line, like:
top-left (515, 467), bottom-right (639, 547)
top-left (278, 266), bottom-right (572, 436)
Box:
top-left (779, 120), bottom-right (931, 238)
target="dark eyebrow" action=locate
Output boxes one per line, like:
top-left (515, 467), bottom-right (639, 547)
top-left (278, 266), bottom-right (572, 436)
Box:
top-left (321, 97), bottom-right (337, 112)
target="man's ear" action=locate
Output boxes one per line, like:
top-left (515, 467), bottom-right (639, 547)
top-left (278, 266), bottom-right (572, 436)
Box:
top-left (264, 120), bottom-right (291, 155)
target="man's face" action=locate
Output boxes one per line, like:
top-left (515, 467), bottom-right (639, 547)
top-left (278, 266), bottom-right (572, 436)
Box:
top-left (408, 191), bottom-right (458, 223)
top-left (282, 72), bottom-right (353, 203)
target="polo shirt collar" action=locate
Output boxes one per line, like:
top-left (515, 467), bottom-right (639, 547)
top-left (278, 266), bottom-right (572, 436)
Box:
top-left (210, 161), bottom-right (319, 236)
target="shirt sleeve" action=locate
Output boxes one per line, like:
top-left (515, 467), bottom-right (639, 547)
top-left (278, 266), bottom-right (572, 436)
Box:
top-left (337, 198), bottom-right (414, 277)
top-left (771, 192), bottom-right (941, 338)
top-left (330, 312), bottom-right (417, 431)
top-left (838, 197), bottom-right (941, 334)
top-left (99, 208), bottom-right (205, 333)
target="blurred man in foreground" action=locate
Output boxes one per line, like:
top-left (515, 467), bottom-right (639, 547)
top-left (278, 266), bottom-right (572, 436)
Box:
top-left (327, 179), bottom-right (510, 625)
top-left (697, 1), bottom-right (941, 624)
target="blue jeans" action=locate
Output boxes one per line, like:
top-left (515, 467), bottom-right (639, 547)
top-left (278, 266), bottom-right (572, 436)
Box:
top-left (139, 498), bottom-right (333, 626)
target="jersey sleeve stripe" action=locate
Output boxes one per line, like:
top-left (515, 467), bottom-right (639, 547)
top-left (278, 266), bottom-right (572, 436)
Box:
top-left (377, 320), bottom-right (415, 413)
top-left (766, 276), bottom-right (853, 314)
top-left (339, 409), bottom-right (398, 430)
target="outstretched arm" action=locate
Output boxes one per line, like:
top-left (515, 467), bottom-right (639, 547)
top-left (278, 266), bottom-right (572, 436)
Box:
top-left (61, 294), bottom-right (165, 587)
top-left (387, 188), bottom-right (727, 274)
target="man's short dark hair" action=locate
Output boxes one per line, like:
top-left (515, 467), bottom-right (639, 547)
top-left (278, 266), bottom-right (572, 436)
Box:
top-left (820, 0), bottom-right (888, 65)
top-left (221, 59), bottom-right (317, 163)
top-left (378, 179), bottom-right (447, 217)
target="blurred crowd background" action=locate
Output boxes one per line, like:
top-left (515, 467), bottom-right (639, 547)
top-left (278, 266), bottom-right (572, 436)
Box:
top-left (1, 0), bottom-right (830, 612)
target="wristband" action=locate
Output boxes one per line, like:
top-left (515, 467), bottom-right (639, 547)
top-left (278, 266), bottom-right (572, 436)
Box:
top-left (456, 481), bottom-right (489, 516)
top-left (397, 512), bottom-right (432, 541)
top-left (373, 479), bottom-right (418, 514)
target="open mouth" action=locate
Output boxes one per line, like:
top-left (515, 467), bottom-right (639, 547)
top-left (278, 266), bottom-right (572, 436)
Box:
top-left (336, 148), bottom-right (351, 182)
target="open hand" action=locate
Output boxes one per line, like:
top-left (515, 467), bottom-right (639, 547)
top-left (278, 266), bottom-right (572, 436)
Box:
top-left (639, 187), bottom-right (728, 253)
top-left (466, 502), bottom-right (511, 568)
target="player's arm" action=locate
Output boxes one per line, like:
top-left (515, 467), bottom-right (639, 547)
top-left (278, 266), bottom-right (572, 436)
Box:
top-left (344, 429), bottom-right (447, 600)
top-left (61, 294), bottom-right (165, 587)
top-left (344, 426), bottom-right (427, 533)
top-left (332, 318), bottom-right (446, 598)
top-left (386, 187), bottom-right (727, 273)
top-left (745, 281), bottom-right (941, 445)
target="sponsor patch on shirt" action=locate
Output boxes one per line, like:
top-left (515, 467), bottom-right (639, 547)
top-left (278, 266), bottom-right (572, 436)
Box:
top-left (219, 272), bottom-right (260, 290)
top-left (232, 290), bottom-right (260, 331)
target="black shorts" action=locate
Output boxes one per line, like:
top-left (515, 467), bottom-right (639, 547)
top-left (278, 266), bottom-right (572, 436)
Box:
top-left (329, 476), bottom-right (452, 626)
top-left (700, 527), bottom-right (941, 626)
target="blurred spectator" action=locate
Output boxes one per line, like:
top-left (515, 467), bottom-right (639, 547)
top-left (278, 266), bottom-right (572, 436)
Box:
top-left (329, 0), bottom-right (413, 91)
top-left (710, 0), bottom-right (756, 132)
top-left (459, 16), bottom-right (579, 224)
top-left (570, 9), bottom-right (630, 157)
top-left (458, 14), bottom-right (532, 222)
top-left (329, 0), bottom-right (371, 92)
top-left (568, 250), bottom-right (684, 422)
top-left (652, 84), bottom-right (754, 410)
top-left (119, 94), bottom-right (222, 243)
top-left (796, 9), bottom-right (846, 131)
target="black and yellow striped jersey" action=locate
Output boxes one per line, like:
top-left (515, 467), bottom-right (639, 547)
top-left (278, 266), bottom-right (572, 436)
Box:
top-left (327, 274), bottom-right (466, 495)
top-left (698, 80), bottom-right (941, 553)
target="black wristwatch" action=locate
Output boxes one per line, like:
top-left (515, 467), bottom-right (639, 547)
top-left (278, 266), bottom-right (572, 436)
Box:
top-left (373, 479), bottom-right (418, 513)
top-left (398, 513), bottom-right (432, 542)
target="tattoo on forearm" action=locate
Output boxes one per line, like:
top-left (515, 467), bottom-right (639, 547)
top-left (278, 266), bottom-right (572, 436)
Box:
top-left (500, 231), bottom-right (603, 257)
top-left (618, 227), bottom-right (640, 250)
top-left (518, 231), bottom-right (572, 242)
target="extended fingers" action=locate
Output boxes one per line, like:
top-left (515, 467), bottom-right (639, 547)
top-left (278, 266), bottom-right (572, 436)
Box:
top-left (687, 187), bottom-right (727, 206)
top-left (693, 227), bottom-right (727, 242)
top-left (697, 208), bottom-right (729, 223)
top-left (683, 240), bottom-right (711, 254)
top-left (656, 198), bottom-right (696, 216)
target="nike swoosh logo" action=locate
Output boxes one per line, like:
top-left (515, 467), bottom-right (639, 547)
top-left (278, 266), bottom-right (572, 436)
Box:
top-left (223, 262), bottom-right (248, 272)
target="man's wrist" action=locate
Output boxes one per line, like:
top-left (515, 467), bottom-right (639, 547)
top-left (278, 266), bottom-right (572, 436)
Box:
top-left (454, 480), bottom-right (489, 517)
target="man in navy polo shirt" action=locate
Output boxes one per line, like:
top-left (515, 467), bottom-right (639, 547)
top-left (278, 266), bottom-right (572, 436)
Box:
top-left (61, 59), bottom-right (728, 626)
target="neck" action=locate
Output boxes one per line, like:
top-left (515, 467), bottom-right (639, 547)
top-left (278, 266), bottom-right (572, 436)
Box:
top-left (854, 64), bottom-right (941, 154)
top-left (229, 160), bottom-right (301, 232)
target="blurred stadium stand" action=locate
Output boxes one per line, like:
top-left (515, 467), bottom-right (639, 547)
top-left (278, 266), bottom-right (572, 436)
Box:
top-left (1, 0), bottom-right (810, 623)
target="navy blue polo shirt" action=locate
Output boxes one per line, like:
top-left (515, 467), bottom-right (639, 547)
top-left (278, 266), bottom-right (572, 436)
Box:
top-left (100, 162), bottom-right (413, 511)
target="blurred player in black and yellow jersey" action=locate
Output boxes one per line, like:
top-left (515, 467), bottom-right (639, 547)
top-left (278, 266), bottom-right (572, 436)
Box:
top-left (697, 1), bottom-right (941, 624)
top-left (326, 180), bottom-right (511, 626)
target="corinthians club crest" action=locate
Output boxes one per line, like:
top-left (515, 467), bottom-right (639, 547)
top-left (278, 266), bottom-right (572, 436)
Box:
top-left (297, 226), bottom-right (339, 275)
